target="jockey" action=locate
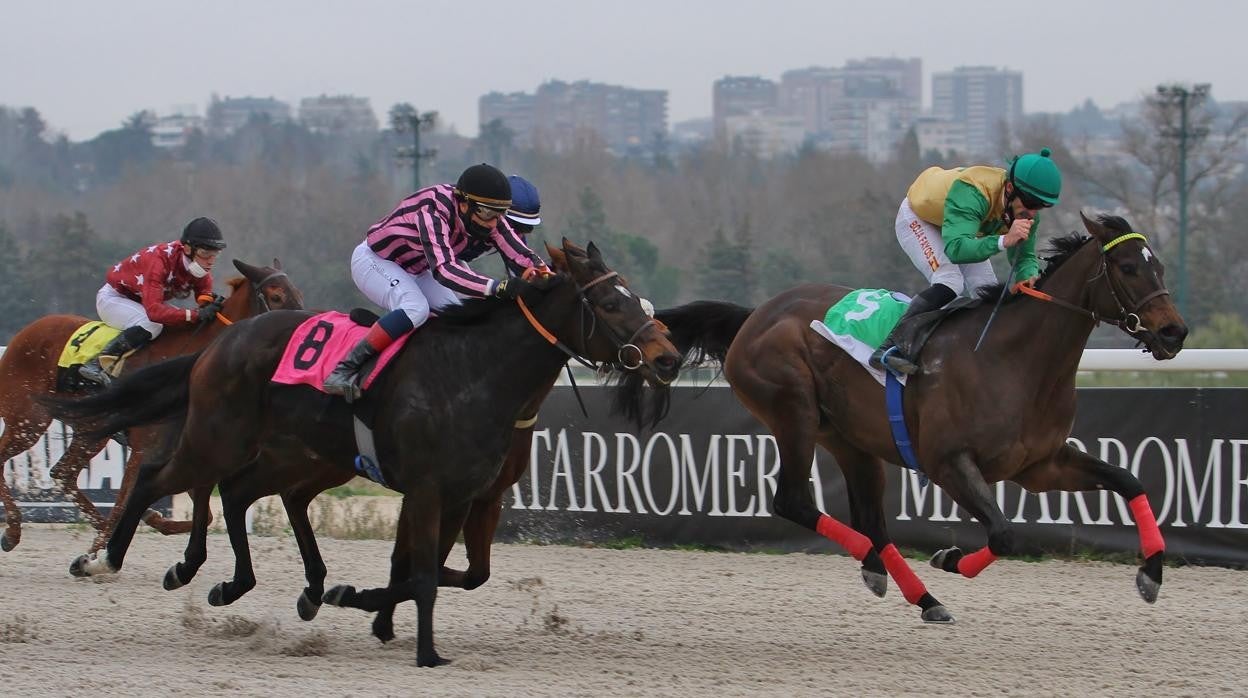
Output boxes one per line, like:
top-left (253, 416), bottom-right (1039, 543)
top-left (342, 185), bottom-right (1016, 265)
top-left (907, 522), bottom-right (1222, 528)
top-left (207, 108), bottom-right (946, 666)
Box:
top-left (79, 217), bottom-right (228, 385)
top-left (504, 174), bottom-right (542, 235)
top-left (322, 163), bottom-right (555, 400)
top-left (871, 147), bottom-right (1062, 375)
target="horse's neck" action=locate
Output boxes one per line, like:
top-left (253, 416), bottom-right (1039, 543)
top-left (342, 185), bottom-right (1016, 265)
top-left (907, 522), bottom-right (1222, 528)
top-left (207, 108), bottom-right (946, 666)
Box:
top-left (995, 242), bottom-right (1102, 377)
top-left (224, 283), bottom-right (256, 319)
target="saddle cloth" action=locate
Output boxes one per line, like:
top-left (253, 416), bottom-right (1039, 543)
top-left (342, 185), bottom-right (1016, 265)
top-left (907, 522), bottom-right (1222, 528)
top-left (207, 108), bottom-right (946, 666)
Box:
top-left (271, 311), bottom-right (412, 394)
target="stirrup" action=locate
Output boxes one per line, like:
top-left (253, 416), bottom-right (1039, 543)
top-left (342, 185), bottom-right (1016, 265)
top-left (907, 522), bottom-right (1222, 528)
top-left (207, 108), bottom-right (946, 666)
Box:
top-left (878, 346), bottom-right (919, 376)
top-left (78, 361), bottom-right (112, 386)
top-left (322, 371), bottom-right (363, 402)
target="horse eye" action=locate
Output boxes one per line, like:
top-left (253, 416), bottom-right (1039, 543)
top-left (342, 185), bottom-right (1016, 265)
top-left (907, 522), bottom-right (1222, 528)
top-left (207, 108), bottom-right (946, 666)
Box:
top-left (1120, 263), bottom-right (1138, 276)
top-left (602, 301), bottom-right (620, 313)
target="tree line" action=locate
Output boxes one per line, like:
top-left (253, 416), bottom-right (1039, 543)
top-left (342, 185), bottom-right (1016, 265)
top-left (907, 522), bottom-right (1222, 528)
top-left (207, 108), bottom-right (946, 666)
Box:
top-left (1, 96), bottom-right (1246, 349)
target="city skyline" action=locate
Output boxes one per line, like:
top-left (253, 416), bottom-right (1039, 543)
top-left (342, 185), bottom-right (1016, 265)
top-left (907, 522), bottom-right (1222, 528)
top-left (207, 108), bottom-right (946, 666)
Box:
top-left (5, 0), bottom-right (1244, 141)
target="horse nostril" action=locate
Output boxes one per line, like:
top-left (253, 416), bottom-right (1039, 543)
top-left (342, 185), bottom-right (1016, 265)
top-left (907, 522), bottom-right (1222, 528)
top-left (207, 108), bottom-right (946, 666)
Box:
top-left (1160, 324), bottom-right (1188, 344)
top-left (656, 354), bottom-right (678, 371)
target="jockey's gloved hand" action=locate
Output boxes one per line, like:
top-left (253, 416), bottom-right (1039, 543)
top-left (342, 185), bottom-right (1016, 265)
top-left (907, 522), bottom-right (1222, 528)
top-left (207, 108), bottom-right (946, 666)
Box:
top-left (527, 272), bottom-right (563, 291)
top-left (196, 303), bottom-right (220, 325)
top-left (494, 277), bottom-right (541, 304)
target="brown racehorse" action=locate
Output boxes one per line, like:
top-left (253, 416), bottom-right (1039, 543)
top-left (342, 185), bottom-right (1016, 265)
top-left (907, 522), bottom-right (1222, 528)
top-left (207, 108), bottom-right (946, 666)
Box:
top-left (50, 239), bottom-right (681, 666)
top-left (622, 214), bottom-right (1187, 623)
top-left (0, 259), bottom-right (303, 551)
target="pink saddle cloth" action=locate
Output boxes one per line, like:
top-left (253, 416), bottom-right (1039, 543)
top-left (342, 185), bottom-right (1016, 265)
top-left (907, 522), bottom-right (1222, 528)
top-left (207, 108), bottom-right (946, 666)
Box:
top-left (271, 311), bottom-right (411, 393)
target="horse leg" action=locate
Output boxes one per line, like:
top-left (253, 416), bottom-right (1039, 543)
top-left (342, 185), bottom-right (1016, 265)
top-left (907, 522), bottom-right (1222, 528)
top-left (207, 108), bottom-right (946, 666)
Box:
top-left (736, 377), bottom-right (882, 590)
top-left (0, 415), bottom-right (52, 551)
top-left (49, 436), bottom-right (108, 536)
top-left (824, 437), bottom-right (953, 623)
top-left (369, 496), bottom-right (413, 643)
top-left (442, 425), bottom-right (534, 589)
top-left (282, 484), bottom-right (329, 621)
top-left (162, 486), bottom-right (213, 591)
top-left (1014, 444), bottom-right (1166, 603)
top-left (927, 452), bottom-right (1014, 580)
top-left (70, 453), bottom-right (197, 577)
top-left (207, 477), bottom-right (258, 607)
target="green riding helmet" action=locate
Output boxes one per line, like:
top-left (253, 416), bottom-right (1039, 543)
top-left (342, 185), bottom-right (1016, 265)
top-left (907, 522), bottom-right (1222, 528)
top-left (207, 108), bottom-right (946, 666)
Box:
top-left (1009, 147), bottom-right (1062, 207)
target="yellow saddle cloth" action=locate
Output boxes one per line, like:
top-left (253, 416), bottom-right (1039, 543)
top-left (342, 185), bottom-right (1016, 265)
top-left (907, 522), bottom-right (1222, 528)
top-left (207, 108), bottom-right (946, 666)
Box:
top-left (57, 321), bottom-right (131, 377)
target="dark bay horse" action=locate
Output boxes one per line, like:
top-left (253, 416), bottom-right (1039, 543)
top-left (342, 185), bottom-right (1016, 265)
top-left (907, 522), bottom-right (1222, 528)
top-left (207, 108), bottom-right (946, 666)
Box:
top-left (623, 214), bottom-right (1186, 623)
top-left (51, 239), bottom-right (681, 666)
top-left (0, 260), bottom-right (303, 551)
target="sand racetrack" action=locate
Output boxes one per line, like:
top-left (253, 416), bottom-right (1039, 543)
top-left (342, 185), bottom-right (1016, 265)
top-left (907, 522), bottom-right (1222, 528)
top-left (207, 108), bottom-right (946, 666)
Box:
top-left (0, 526), bottom-right (1243, 697)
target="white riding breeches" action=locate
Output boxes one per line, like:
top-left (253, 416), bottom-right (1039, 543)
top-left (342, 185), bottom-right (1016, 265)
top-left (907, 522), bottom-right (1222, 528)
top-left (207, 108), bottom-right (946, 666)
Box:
top-left (894, 198), bottom-right (997, 297)
top-left (350, 243), bottom-right (461, 328)
top-left (95, 284), bottom-right (165, 337)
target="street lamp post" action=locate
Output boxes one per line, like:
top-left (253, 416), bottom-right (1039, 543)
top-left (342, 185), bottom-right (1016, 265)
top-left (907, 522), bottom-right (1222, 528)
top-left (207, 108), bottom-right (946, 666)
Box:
top-left (393, 108), bottom-right (438, 192)
top-left (1155, 83), bottom-right (1211, 318)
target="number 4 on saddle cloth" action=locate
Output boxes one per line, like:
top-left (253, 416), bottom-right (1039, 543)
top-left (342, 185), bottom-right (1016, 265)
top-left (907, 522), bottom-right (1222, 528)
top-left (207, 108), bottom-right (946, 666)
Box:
top-left (56, 322), bottom-right (129, 392)
top-left (271, 310), bottom-right (415, 488)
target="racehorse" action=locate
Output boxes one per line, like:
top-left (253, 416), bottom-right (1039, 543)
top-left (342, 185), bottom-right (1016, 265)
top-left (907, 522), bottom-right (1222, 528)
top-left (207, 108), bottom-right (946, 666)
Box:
top-left (51, 239), bottom-right (681, 666)
top-left (617, 213), bottom-right (1187, 622)
top-left (0, 259), bottom-right (303, 551)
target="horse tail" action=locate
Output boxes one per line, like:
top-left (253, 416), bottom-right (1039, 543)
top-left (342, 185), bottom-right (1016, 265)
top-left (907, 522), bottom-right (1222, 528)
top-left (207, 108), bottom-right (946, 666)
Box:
top-left (42, 353), bottom-right (199, 441)
top-left (608, 300), bottom-right (754, 430)
top-left (657, 300), bottom-right (754, 366)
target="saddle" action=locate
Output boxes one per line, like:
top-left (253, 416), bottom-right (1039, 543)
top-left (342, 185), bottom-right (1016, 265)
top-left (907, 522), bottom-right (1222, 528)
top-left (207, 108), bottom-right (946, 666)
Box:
top-left (891, 296), bottom-right (983, 361)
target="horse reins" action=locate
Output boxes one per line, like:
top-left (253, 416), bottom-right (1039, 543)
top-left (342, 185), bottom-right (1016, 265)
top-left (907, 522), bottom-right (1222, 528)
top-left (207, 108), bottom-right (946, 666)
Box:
top-left (1015, 232), bottom-right (1170, 340)
top-left (516, 270), bottom-right (662, 374)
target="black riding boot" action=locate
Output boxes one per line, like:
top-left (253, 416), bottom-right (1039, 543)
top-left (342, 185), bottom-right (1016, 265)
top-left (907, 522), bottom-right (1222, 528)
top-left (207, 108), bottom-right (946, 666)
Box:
top-left (79, 326), bottom-right (154, 386)
top-left (322, 338), bottom-right (382, 403)
top-left (869, 283), bottom-right (957, 375)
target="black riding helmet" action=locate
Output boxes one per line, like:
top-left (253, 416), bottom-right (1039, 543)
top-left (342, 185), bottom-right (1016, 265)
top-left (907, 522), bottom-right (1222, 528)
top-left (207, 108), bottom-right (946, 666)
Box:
top-left (181, 217), bottom-right (227, 251)
top-left (454, 164), bottom-right (511, 211)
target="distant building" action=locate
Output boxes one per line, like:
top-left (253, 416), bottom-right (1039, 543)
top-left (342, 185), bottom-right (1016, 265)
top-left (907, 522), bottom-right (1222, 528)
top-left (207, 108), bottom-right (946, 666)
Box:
top-left (206, 95), bottom-right (292, 136)
top-left (914, 116), bottom-right (967, 159)
top-left (298, 95), bottom-right (378, 133)
top-left (931, 66), bottom-right (1023, 157)
top-left (478, 91), bottom-right (536, 147)
top-left (479, 80), bottom-right (667, 154)
top-left (712, 76), bottom-right (779, 139)
top-left (150, 112), bottom-right (205, 149)
top-left (671, 117), bottom-right (713, 145)
top-left (722, 112), bottom-right (807, 158)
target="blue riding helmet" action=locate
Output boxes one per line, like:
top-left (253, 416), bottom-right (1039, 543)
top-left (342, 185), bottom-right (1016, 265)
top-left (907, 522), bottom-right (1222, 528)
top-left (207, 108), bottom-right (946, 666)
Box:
top-left (506, 175), bottom-right (541, 227)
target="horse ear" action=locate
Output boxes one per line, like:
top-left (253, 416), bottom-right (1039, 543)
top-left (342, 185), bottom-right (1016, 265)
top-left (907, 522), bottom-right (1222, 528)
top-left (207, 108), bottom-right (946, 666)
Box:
top-left (272, 257), bottom-right (283, 271)
top-left (233, 259), bottom-right (260, 281)
top-left (1080, 210), bottom-right (1108, 242)
top-left (586, 241), bottom-right (604, 265)
top-left (561, 238), bottom-right (588, 259)
top-left (546, 244), bottom-right (569, 272)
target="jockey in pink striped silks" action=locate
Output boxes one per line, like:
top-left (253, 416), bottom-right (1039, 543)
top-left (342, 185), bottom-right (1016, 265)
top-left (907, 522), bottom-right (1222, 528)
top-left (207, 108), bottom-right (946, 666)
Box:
top-left (322, 163), bottom-right (554, 401)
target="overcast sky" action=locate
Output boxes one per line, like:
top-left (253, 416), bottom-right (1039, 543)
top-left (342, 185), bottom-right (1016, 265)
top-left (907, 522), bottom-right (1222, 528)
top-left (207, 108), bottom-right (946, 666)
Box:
top-left (4, 0), bottom-right (1243, 141)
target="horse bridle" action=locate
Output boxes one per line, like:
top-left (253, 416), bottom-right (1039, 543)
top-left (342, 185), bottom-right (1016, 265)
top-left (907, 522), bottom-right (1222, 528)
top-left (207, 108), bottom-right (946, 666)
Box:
top-left (252, 270), bottom-right (291, 312)
top-left (1016, 232), bottom-right (1170, 345)
top-left (516, 270), bottom-right (663, 374)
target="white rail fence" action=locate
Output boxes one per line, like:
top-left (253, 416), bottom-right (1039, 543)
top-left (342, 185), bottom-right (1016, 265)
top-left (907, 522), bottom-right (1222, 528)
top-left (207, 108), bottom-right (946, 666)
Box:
top-left (2, 347), bottom-right (1246, 524)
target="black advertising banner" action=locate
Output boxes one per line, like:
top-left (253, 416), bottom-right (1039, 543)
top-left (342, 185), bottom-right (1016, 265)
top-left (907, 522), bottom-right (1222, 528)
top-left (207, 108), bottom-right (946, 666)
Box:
top-left (497, 387), bottom-right (1248, 566)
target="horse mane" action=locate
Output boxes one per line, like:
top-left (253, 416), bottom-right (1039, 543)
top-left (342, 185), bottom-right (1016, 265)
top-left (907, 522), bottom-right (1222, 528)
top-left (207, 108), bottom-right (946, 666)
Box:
top-left (431, 296), bottom-right (511, 326)
top-left (973, 225), bottom-right (1108, 302)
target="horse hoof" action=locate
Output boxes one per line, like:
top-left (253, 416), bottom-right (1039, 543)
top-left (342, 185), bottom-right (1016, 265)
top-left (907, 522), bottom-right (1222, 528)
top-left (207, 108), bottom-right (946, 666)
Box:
top-left (208, 583), bottom-right (227, 607)
top-left (861, 567), bottom-right (888, 598)
top-left (297, 590), bottom-right (321, 621)
top-left (930, 547), bottom-right (963, 572)
top-left (372, 616), bottom-right (395, 644)
top-left (921, 605), bottom-right (955, 624)
top-left (70, 554), bottom-right (91, 577)
top-left (163, 565), bottom-right (186, 591)
top-left (323, 585), bottom-right (353, 607)
top-left (0, 532), bottom-right (15, 552)
top-left (1135, 568), bottom-right (1161, 604)
top-left (417, 652), bottom-right (451, 668)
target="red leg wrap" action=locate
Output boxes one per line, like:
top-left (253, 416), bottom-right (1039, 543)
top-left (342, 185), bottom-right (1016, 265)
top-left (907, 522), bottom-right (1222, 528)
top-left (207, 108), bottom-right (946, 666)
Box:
top-left (880, 544), bottom-right (927, 604)
top-left (1129, 494), bottom-right (1165, 559)
top-left (956, 546), bottom-right (997, 578)
top-left (815, 514), bottom-right (872, 561)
